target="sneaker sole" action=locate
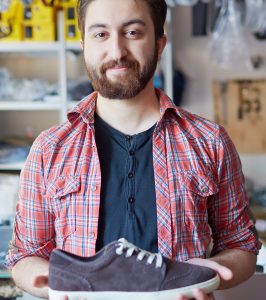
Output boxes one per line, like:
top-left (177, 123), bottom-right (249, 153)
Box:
top-left (49, 274), bottom-right (220, 300)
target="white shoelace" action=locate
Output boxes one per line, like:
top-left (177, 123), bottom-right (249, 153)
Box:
top-left (115, 238), bottom-right (163, 268)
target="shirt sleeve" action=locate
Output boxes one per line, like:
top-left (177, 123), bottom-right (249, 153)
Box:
top-left (209, 126), bottom-right (261, 256)
top-left (6, 132), bottom-right (56, 268)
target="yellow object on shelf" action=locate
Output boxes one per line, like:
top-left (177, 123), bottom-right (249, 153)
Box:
top-left (0, 0), bottom-right (80, 42)
top-left (23, 0), bottom-right (56, 23)
top-left (23, 20), bottom-right (56, 41)
top-left (0, 0), bottom-right (23, 42)
top-left (22, 0), bottom-right (56, 41)
top-left (60, 0), bottom-right (81, 41)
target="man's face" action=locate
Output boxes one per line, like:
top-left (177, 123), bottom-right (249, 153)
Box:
top-left (81, 0), bottom-right (164, 99)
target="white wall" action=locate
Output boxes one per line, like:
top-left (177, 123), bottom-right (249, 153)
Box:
top-left (171, 6), bottom-right (266, 187)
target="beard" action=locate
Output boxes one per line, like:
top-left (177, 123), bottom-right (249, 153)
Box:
top-left (84, 45), bottom-right (158, 99)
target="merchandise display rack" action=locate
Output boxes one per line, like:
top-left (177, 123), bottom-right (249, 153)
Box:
top-left (0, 9), bottom-right (174, 171)
top-left (0, 42), bottom-right (60, 52)
top-left (0, 12), bottom-right (66, 117)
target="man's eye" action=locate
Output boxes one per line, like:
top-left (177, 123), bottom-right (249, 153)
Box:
top-left (95, 32), bottom-right (107, 39)
top-left (126, 30), bottom-right (140, 38)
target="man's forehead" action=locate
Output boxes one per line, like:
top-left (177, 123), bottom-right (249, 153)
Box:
top-left (87, 19), bottom-right (147, 32)
top-left (85, 0), bottom-right (151, 28)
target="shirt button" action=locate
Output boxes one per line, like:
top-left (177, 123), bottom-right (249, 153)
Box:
top-left (129, 150), bottom-right (135, 156)
top-left (126, 135), bottom-right (132, 141)
top-left (128, 197), bottom-right (135, 204)
top-left (201, 187), bottom-right (209, 194)
top-left (92, 184), bottom-right (97, 191)
top-left (128, 172), bottom-right (134, 178)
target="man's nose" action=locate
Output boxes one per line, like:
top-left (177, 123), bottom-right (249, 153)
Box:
top-left (109, 35), bottom-right (127, 60)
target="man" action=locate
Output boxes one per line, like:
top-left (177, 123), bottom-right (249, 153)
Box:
top-left (7, 0), bottom-right (260, 299)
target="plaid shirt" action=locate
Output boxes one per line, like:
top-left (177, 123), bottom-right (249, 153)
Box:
top-left (6, 89), bottom-right (260, 267)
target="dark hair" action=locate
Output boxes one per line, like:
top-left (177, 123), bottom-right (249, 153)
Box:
top-left (77, 0), bottom-right (167, 40)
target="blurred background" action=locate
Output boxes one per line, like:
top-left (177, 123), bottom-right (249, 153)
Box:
top-left (0, 0), bottom-right (266, 299)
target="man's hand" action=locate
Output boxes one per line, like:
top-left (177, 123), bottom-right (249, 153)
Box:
top-left (12, 256), bottom-right (49, 299)
top-left (176, 289), bottom-right (215, 300)
top-left (186, 257), bottom-right (233, 285)
top-left (173, 257), bottom-right (233, 300)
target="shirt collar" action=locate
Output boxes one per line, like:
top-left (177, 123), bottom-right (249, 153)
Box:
top-left (67, 89), bottom-right (184, 125)
top-left (68, 91), bottom-right (98, 125)
top-left (155, 88), bottom-right (184, 120)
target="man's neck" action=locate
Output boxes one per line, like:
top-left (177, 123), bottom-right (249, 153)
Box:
top-left (95, 83), bottom-right (161, 135)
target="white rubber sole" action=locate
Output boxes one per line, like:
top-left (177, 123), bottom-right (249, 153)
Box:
top-left (49, 274), bottom-right (220, 300)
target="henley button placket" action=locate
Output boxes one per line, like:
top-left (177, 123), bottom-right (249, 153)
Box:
top-left (126, 136), bottom-right (136, 219)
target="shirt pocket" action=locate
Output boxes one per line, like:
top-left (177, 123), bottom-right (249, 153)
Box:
top-left (177, 171), bottom-right (218, 232)
top-left (46, 175), bottom-right (81, 240)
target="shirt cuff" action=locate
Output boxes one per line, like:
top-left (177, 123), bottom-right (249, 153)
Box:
top-left (211, 224), bottom-right (262, 256)
top-left (5, 238), bottom-right (55, 269)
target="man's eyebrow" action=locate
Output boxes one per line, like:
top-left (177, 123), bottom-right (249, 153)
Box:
top-left (87, 19), bottom-right (146, 31)
top-left (88, 23), bottom-right (108, 31)
top-left (122, 19), bottom-right (146, 28)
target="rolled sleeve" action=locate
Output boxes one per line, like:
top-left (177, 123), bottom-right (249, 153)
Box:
top-left (209, 126), bottom-right (261, 256)
top-left (6, 132), bottom-right (56, 268)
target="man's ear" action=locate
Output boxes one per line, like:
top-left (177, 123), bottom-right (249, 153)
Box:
top-left (157, 34), bottom-right (167, 61)
top-left (33, 275), bottom-right (49, 288)
top-left (80, 39), bottom-right (84, 51)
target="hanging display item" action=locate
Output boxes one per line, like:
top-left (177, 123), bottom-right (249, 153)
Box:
top-left (209, 0), bottom-right (253, 71)
top-left (245, 0), bottom-right (266, 34)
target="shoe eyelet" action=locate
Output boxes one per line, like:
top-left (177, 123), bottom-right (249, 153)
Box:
top-left (115, 249), bottom-right (123, 255)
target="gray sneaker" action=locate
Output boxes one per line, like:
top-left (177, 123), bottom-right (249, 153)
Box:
top-left (49, 238), bottom-right (220, 300)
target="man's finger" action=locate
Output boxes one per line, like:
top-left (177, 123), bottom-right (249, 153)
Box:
top-left (193, 288), bottom-right (213, 300)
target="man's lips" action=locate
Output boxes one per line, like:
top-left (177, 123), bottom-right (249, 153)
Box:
top-left (106, 66), bottom-right (128, 72)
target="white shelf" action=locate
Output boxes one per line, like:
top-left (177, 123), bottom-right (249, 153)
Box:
top-left (0, 14), bottom-right (67, 174)
top-left (211, 69), bottom-right (266, 81)
top-left (0, 42), bottom-right (60, 53)
top-left (0, 162), bottom-right (25, 171)
top-left (0, 101), bottom-right (62, 111)
top-left (66, 42), bottom-right (82, 51)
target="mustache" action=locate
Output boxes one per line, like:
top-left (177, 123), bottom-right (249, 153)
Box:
top-left (100, 58), bottom-right (139, 74)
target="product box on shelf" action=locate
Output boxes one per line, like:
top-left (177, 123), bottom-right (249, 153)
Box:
top-left (23, 0), bottom-right (56, 23)
top-left (0, 0), bottom-right (23, 42)
top-left (213, 79), bottom-right (266, 154)
top-left (23, 20), bottom-right (56, 41)
top-left (60, 0), bottom-right (81, 41)
top-left (22, 0), bottom-right (56, 41)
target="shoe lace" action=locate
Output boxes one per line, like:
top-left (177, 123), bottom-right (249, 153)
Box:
top-left (115, 238), bottom-right (163, 268)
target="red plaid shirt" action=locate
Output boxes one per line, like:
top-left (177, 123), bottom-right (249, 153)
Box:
top-left (6, 89), bottom-right (260, 267)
